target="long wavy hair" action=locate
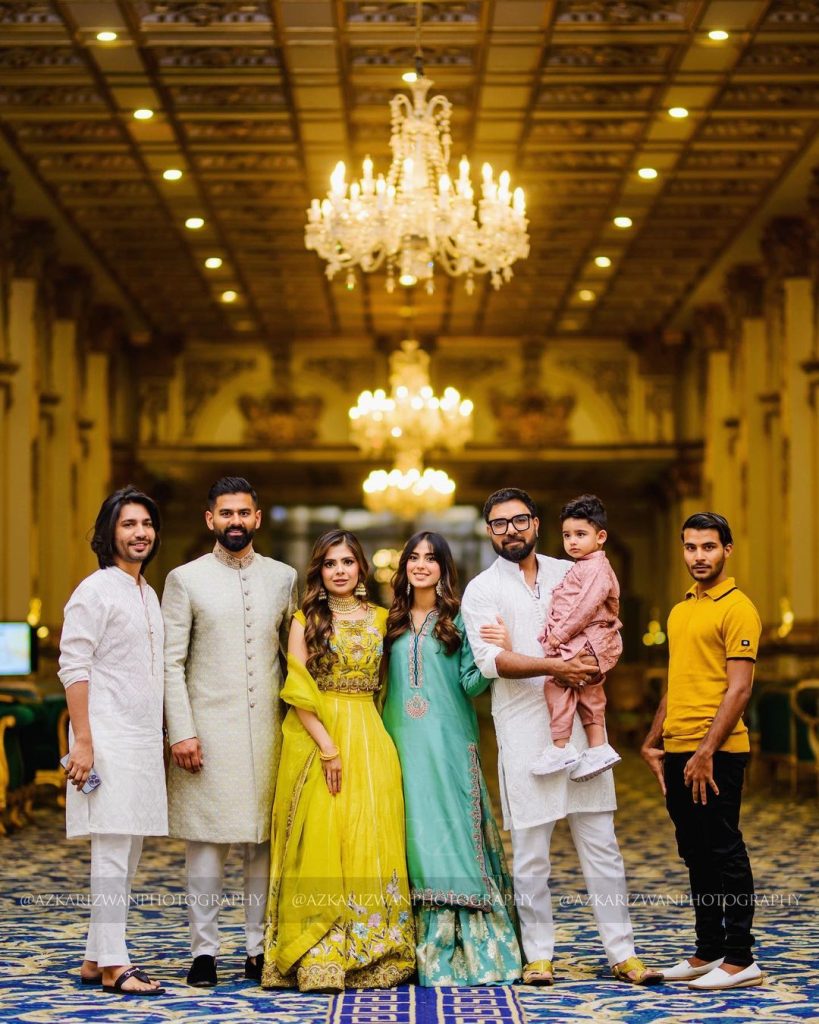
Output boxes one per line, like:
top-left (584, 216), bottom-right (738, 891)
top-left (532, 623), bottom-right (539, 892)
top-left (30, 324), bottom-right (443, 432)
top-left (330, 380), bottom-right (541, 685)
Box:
top-left (302, 529), bottom-right (369, 677)
top-left (91, 486), bottom-right (161, 572)
top-left (386, 531), bottom-right (462, 656)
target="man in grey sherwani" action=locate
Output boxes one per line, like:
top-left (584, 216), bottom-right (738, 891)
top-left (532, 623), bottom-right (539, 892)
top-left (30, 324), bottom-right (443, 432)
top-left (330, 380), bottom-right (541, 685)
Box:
top-left (162, 476), bottom-right (297, 987)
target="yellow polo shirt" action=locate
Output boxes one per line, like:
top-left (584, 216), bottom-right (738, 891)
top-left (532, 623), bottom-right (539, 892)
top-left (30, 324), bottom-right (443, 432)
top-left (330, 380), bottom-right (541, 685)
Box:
top-left (663, 577), bottom-right (761, 753)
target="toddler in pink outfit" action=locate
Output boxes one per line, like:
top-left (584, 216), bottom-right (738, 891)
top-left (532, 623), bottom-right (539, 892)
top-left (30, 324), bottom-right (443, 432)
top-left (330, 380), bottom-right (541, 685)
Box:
top-left (531, 494), bottom-right (623, 781)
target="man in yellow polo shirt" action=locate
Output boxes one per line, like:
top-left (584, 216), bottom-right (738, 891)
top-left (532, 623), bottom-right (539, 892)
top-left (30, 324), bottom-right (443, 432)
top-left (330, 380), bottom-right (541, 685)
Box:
top-left (641, 512), bottom-right (763, 991)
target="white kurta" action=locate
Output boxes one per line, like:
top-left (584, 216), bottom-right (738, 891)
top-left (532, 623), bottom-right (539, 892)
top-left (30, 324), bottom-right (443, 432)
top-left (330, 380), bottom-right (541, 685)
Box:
top-left (162, 547), bottom-right (297, 844)
top-left (58, 567), bottom-right (168, 839)
top-left (461, 554), bottom-right (617, 830)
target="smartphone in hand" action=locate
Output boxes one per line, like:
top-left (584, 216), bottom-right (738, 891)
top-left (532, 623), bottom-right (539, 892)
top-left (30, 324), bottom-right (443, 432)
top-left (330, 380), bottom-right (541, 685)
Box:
top-left (60, 753), bottom-right (101, 794)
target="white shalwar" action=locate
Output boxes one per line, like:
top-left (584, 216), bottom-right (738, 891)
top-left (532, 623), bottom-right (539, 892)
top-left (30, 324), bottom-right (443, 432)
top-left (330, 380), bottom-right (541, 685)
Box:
top-left (58, 566), bottom-right (167, 967)
top-left (461, 554), bottom-right (634, 967)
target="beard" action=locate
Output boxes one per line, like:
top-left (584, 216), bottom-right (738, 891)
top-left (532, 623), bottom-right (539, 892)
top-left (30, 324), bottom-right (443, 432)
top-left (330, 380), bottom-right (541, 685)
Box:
top-left (215, 523), bottom-right (255, 552)
top-left (687, 555), bottom-right (725, 584)
top-left (492, 533), bottom-right (538, 564)
top-left (116, 538), bottom-right (153, 564)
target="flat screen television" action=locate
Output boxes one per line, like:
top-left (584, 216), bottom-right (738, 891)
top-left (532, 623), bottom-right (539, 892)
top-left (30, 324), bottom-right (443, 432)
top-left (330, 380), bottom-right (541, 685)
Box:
top-left (0, 622), bottom-right (36, 676)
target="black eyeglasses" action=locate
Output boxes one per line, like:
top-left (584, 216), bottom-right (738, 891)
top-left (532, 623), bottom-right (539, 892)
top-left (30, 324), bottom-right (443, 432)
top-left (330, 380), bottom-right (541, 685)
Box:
top-left (488, 513), bottom-right (533, 535)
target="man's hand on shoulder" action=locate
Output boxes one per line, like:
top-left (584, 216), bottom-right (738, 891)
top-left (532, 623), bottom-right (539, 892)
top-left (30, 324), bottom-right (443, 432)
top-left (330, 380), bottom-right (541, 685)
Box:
top-left (171, 737), bottom-right (204, 773)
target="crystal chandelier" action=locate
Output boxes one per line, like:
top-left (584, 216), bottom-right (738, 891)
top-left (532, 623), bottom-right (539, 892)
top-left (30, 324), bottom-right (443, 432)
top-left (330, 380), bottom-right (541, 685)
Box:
top-left (349, 339), bottom-right (473, 456)
top-left (362, 452), bottom-right (456, 517)
top-left (304, 7), bottom-right (529, 295)
top-left (350, 338), bottom-right (472, 516)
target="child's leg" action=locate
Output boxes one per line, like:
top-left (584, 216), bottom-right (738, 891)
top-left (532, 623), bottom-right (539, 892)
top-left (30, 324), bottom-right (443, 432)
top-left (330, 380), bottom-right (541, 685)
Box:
top-left (577, 677), bottom-right (607, 748)
top-left (545, 677), bottom-right (577, 747)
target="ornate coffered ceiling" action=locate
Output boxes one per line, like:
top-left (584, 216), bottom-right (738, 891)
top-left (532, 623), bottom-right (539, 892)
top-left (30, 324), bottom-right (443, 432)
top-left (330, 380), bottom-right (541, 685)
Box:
top-left (0, 0), bottom-right (817, 345)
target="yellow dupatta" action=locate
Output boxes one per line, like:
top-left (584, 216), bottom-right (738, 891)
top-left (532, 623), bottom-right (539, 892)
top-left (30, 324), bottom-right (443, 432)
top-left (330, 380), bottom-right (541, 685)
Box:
top-left (267, 654), bottom-right (345, 974)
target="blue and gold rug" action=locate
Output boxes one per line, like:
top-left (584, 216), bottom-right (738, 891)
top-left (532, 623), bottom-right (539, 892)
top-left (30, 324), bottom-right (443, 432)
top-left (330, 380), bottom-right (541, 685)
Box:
top-left (0, 752), bottom-right (816, 1023)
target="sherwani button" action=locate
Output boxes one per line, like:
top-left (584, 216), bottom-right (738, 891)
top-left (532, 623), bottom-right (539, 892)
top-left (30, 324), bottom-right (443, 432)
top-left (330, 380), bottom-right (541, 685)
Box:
top-left (249, 701), bottom-right (256, 708)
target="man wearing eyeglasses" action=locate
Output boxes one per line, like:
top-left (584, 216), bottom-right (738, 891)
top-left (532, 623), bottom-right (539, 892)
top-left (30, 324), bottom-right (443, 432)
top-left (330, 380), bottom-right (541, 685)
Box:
top-left (462, 487), bottom-right (659, 986)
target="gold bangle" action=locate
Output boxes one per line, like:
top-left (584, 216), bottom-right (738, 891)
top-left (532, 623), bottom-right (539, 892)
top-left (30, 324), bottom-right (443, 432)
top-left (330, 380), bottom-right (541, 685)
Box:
top-left (318, 747), bottom-right (339, 761)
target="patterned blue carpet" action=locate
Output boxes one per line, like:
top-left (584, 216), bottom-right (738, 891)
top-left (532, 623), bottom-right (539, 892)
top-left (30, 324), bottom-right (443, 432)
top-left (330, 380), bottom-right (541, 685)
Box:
top-left (1, 752), bottom-right (816, 1023)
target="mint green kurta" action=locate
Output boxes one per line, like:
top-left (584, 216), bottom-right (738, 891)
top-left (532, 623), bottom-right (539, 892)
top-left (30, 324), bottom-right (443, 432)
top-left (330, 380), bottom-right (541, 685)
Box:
top-left (383, 612), bottom-right (521, 986)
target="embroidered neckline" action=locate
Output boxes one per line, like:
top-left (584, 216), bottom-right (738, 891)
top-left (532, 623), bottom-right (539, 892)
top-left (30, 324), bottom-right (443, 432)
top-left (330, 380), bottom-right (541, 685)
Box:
top-left (213, 543), bottom-right (255, 570)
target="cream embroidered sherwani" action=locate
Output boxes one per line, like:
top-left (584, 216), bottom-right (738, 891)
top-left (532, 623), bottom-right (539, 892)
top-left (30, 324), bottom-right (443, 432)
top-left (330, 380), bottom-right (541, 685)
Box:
top-left (162, 545), bottom-right (298, 844)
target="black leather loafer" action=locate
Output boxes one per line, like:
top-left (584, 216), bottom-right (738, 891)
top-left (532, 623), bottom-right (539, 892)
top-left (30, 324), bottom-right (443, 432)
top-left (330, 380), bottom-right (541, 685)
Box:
top-left (244, 953), bottom-right (264, 981)
top-left (187, 954), bottom-right (217, 987)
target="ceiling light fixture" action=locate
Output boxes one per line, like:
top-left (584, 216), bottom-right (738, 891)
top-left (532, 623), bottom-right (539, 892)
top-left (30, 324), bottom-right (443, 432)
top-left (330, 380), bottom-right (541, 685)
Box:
top-left (578, 289), bottom-right (596, 302)
top-left (96, 31), bottom-right (118, 42)
top-left (185, 217), bottom-right (205, 229)
top-left (613, 216), bottom-right (633, 229)
top-left (163, 168), bottom-right (183, 181)
top-left (133, 108), bottom-right (154, 120)
top-left (708, 29), bottom-right (729, 41)
top-left (668, 106), bottom-right (689, 119)
top-left (638, 167), bottom-right (658, 180)
top-left (221, 290), bottom-right (238, 303)
top-left (594, 256), bottom-right (612, 268)
top-left (204, 257), bottom-right (223, 269)
top-left (304, 1), bottom-right (528, 295)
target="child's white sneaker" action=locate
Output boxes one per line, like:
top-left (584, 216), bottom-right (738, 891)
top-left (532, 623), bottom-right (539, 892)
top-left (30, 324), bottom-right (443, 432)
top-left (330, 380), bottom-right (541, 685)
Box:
top-left (531, 743), bottom-right (580, 776)
top-left (569, 743), bottom-right (621, 782)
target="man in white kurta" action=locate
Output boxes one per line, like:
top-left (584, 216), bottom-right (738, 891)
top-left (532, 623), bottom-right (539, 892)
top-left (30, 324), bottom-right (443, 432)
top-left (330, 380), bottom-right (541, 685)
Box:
top-left (162, 477), bottom-right (297, 986)
top-left (59, 487), bottom-right (167, 995)
top-left (462, 488), bottom-right (651, 984)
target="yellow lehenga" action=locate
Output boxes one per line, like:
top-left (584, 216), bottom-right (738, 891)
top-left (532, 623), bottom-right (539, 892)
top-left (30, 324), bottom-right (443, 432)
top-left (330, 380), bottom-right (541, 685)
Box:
top-left (261, 606), bottom-right (415, 991)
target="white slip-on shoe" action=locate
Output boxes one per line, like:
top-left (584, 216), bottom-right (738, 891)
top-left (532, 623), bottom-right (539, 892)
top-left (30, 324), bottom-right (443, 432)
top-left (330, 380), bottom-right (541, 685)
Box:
top-left (531, 743), bottom-right (580, 776)
top-left (569, 743), bottom-right (622, 782)
top-left (688, 962), bottom-right (763, 990)
top-left (661, 957), bottom-right (724, 981)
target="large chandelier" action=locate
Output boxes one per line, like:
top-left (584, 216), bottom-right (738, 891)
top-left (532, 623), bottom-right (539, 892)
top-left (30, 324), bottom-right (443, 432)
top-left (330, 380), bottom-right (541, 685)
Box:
top-left (350, 338), bottom-right (472, 515)
top-left (305, 8), bottom-right (529, 295)
top-left (362, 452), bottom-right (456, 517)
top-left (349, 339), bottom-right (473, 456)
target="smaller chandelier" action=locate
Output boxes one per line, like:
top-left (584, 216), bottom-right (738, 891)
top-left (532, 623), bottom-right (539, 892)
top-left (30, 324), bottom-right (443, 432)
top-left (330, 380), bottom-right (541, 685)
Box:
top-left (349, 339), bottom-right (473, 457)
top-left (305, 72), bottom-right (529, 295)
top-left (362, 454), bottom-right (456, 517)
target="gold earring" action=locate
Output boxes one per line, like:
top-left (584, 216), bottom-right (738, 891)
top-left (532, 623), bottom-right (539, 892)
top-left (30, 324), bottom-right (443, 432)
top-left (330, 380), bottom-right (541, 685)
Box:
top-left (355, 580), bottom-right (367, 598)
top-left (318, 587), bottom-right (327, 600)
top-left (435, 580), bottom-right (443, 597)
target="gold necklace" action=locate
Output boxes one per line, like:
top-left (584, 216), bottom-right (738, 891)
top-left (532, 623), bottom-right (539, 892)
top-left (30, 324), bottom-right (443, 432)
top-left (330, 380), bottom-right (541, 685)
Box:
top-left (327, 594), bottom-right (361, 614)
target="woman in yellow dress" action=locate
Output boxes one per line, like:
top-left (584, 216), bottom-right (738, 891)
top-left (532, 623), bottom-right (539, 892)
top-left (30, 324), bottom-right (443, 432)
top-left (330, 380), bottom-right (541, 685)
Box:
top-left (261, 529), bottom-right (415, 991)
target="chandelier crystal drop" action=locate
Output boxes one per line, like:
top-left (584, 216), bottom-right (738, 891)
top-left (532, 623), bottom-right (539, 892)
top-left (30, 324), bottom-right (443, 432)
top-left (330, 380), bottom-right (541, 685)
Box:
top-left (349, 339), bottom-right (473, 457)
top-left (305, 74), bottom-right (529, 295)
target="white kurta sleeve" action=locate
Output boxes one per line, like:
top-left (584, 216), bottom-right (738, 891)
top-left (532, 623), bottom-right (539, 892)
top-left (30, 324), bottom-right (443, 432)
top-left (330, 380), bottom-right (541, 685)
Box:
top-left (58, 583), bottom-right (107, 689)
top-left (162, 569), bottom-right (197, 745)
top-left (461, 577), bottom-right (504, 680)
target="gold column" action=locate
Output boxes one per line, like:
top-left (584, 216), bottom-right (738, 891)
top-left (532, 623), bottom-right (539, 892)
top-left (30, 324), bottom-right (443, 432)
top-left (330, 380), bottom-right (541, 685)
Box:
top-left (5, 277), bottom-right (37, 620)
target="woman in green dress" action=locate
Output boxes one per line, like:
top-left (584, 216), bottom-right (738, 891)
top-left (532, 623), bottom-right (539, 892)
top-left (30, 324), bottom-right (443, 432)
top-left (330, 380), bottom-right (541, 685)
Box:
top-left (261, 530), bottom-right (415, 991)
top-left (382, 531), bottom-right (522, 986)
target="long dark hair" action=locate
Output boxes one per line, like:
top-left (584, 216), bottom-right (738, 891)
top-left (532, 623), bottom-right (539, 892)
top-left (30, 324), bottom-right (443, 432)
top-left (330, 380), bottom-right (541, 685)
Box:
top-left (386, 531), bottom-right (462, 655)
top-left (90, 486), bottom-right (161, 571)
top-left (302, 529), bottom-right (369, 677)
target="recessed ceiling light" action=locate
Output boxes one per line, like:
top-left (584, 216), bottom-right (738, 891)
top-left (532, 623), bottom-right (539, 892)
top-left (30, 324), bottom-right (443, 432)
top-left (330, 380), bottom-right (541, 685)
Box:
top-left (185, 217), bottom-right (205, 229)
top-left (221, 290), bottom-right (238, 303)
top-left (594, 256), bottom-right (612, 268)
top-left (578, 289), bottom-right (596, 302)
top-left (668, 106), bottom-right (689, 119)
top-left (708, 29), bottom-right (729, 41)
top-left (638, 167), bottom-right (658, 180)
top-left (613, 216), bottom-right (633, 229)
top-left (96, 31), bottom-right (118, 42)
top-left (133, 108), bottom-right (154, 120)
top-left (204, 257), bottom-right (223, 269)
top-left (162, 168), bottom-right (183, 181)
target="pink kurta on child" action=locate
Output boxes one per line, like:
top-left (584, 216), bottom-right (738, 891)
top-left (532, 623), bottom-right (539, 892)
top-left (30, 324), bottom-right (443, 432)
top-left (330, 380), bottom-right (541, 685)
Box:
top-left (539, 550), bottom-right (623, 742)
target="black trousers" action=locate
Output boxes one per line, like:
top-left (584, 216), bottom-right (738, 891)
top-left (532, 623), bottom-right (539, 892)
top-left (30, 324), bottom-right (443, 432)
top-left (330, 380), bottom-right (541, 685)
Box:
top-left (664, 752), bottom-right (755, 967)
